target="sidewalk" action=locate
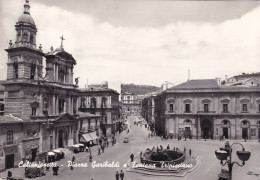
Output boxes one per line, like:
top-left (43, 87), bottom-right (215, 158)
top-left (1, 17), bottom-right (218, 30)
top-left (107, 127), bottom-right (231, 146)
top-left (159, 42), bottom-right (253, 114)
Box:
top-left (0, 130), bottom-right (128, 180)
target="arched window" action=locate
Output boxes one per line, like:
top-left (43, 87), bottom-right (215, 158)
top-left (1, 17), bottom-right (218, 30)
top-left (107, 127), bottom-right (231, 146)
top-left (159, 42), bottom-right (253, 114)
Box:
top-left (101, 97), bottom-right (107, 108)
top-left (13, 61), bottom-right (18, 78)
top-left (184, 119), bottom-right (192, 124)
top-left (80, 97), bottom-right (86, 108)
top-left (221, 120), bottom-right (230, 125)
top-left (30, 34), bottom-right (34, 44)
top-left (90, 97), bottom-right (96, 108)
top-left (241, 120), bottom-right (249, 126)
top-left (30, 63), bottom-right (36, 79)
top-left (257, 121), bottom-right (260, 126)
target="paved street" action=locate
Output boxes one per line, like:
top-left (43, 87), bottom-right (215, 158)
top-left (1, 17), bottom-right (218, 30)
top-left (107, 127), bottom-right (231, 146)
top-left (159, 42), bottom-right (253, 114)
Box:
top-left (2, 115), bottom-right (260, 180)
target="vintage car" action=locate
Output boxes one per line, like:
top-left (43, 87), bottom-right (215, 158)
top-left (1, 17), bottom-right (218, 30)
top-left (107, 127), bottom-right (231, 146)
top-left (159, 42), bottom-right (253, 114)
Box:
top-left (25, 166), bottom-right (45, 178)
top-left (52, 149), bottom-right (65, 160)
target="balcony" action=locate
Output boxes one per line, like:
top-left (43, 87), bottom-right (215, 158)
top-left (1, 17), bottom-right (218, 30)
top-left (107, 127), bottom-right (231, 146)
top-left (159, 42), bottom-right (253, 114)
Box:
top-left (197, 111), bottom-right (216, 114)
top-left (166, 110), bottom-right (175, 114)
top-left (184, 111), bottom-right (192, 114)
top-left (3, 140), bottom-right (18, 147)
top-left (221, 111), bottom-right (230, 114)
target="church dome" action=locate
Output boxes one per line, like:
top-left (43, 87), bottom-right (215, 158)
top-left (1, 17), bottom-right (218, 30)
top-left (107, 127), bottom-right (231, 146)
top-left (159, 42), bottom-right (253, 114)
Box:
top-left (18, 13), bottom-right (35, 25)
top-left (17, 0), bottom-right (35, 26)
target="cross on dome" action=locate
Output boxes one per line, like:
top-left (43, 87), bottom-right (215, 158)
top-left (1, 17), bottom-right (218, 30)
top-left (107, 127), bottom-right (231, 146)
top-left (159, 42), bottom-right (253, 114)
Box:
top-left (60, 35), bottom-right (65, 49)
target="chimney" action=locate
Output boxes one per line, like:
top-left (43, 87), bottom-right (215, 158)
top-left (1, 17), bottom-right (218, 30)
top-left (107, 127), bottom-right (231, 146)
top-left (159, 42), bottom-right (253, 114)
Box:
top-left (225, 75), bottom-right (228, 82)
top-left (215, 77), bottom-right (221, 85)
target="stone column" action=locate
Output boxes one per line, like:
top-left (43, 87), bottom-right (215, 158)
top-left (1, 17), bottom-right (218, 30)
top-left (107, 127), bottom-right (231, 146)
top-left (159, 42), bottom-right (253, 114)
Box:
top-left (53, 64), bottom-right (56, 82)
top-left (52, 95), bottom-right (56, 115)
top-left (198, 117), bottom-right (201, 139)
top-left (39, 124), bottom-right (43, 153)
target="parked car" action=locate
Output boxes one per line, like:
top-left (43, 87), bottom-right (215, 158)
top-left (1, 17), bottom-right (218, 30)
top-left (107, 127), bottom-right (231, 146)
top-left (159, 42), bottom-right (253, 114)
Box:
top-left (124, 137), bottom-right (129, 143)
top-left (25, 166), bottom-right (45, 178)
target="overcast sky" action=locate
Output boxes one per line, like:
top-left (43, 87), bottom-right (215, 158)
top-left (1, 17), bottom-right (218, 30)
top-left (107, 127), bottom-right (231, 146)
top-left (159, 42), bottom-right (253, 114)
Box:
top-left (0, 0), bottom-right (260, 91)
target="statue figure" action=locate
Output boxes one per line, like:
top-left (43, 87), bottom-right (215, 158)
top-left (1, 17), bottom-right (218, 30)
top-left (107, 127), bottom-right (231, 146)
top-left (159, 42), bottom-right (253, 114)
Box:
top-left (75, 77), bottom-right (79, 85)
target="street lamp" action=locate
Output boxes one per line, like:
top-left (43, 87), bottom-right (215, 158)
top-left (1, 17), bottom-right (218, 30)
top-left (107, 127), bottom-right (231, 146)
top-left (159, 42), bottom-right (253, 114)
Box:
top-left (215, 141), bottom-right (251, 180)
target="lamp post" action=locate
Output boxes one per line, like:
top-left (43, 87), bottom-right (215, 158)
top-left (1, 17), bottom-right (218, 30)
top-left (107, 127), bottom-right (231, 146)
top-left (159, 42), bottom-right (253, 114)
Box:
top-left (215, 141), bottom-right (251, 180)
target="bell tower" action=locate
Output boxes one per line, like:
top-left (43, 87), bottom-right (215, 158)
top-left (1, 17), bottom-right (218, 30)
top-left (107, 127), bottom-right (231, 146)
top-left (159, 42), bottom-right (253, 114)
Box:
top-left (5, 0), bottom-right (44, 81)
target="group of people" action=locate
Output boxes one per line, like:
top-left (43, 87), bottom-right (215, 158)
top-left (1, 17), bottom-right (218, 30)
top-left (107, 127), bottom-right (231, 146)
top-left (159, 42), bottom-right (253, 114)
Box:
top-left (115, 170), bottom-right (124, 180)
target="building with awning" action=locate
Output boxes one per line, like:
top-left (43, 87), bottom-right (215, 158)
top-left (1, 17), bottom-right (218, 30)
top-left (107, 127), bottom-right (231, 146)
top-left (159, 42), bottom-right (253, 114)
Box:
top-left (89, 132), bottom-right (99, 140)
top-left (80, 133), bottom-right (93, 142)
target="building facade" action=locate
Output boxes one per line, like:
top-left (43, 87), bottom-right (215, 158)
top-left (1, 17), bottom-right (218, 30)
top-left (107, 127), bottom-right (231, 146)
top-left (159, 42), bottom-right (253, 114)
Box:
top-left (154, 79), bottom-right (260, 140)
top-left (121, 92), bottom-right (142, 115)
top-left (78, 88), bottom-right (121, 136)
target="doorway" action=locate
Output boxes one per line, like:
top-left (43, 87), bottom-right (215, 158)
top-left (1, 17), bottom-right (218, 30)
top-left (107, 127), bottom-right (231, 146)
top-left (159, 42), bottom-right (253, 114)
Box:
top-left (58, 129), bottom-right (64, 148)
top-left (223, 128), bottom-right (228, 139)
top-left (242, 128), bottom-right (248, 139)
top-left (31, 148), bottom-right (37, 162)
top-left (5, 154), bottom-right (14, 169)
top-left (201, 119), bottom-right (212, 139)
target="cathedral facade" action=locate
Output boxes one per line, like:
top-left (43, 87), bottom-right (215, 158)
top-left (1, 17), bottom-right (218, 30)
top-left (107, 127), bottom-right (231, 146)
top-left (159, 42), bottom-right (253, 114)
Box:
top-left (0, 0), bottom-right (120, 171)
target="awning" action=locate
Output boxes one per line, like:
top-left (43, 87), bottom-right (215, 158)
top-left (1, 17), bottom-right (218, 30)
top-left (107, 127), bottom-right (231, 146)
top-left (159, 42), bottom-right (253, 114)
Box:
top-left (47, 152), bottom-right (55, 156)
top-left (89, 132), bottom-right (99, 140)
top-left (80, 133), bottom-right (93, 142)
top-left (53, 149), bottom-right (62, 153)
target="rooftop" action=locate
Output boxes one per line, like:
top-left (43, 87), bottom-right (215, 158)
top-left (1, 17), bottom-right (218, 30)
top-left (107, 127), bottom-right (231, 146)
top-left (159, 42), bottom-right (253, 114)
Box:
top-left (169, 79), bottom-right (220, 90)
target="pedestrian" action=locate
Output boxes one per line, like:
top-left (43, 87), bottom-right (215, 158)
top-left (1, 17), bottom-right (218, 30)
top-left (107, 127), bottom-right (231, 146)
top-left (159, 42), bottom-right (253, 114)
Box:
top-left (107, 141), bottom-right (109, 148)
top-left (120, 170), bottom-right (124, 180)
top-left (115, 171), bottom-right (119, 180)
top-left (7, 170), bottom-right (12, 180)
top-left (185, 136), bottom-right (186, 141)
top-left (72, 155), bottom-right (75, 162)
top-left (52, 166), bottom-right (56, 175)
top-left (167, 144), bottom-right (170, 150)
top-left (98, 147), bottom-right (101, 155)
top-left (89, 154), bottom-right (92, 162)
top-left (140, 151), bottom-right (142, 158)
top-left (189, 149), bottom-right (192, 157)
top-left (89, 147), bottom-right (92, 154)
top-left (130, 153), bottom-right (134, 162)
top-left (184, 146), bottom-right (186, 152)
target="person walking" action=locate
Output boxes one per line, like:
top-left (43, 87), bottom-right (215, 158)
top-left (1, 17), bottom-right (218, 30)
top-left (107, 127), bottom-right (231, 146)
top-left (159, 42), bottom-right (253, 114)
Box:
top-left (120, 170), bottom-right (124, 180)
top-left (115, 171), bottom-right (119, 180)
top-left (89, 154), bottom-right (92, 162)
top-left (72, 155), bottom-right (75, 162)
top-left (98, 147), bottom-right (101, 155)
top-left (189, 149), bottom-right (192, 157)
top-left (130, 153), bottom-right (134, 162)
top-left (7, 170), bottom-right (12, 180)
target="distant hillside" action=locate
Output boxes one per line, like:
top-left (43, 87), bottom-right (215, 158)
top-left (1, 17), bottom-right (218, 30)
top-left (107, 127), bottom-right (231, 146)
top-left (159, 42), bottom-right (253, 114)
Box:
top-left (121, 84), bottom-right (160, 95)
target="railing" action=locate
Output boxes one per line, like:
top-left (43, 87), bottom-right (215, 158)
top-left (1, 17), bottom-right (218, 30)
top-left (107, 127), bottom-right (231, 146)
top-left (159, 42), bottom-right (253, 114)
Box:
top-left (167, 110), bottom-right (175, 114)
top-left (3, 139), bottom-right (18, 146)
top-left (221, 111), bottom-right (230, 114)
top-left (184, 111), bottom-right (191, 113)
top-left (197, 111), bottom-right (216, 114)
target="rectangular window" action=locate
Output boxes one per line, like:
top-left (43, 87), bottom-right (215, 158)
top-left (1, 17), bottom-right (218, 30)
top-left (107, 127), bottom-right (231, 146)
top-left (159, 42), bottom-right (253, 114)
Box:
top-left (223, 104), bottom-right (228, 113)
top-left (242, 104), bottom-right (247, 112)
top-left (7, 130), bottom-right (13, 145)
top-left (185, 104), bottom-right (190, 112)
top-left (169, 104), bottom-right (174, 111)
top-left (259, 104), bottom-right (260, 112)
top-left (31, 107), bottom-right (36, 116)
top-left (204, 104), bottom-right (209, 112)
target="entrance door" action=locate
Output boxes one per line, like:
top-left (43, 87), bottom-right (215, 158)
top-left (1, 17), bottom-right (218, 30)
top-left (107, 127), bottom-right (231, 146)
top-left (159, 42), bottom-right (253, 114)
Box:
top-left (223, 128), bottom-right (228, 139)
top-left (242, 128), bottom-right (248, 139)
top-left (5, 154), bottom-right (14, 169)
top-left (184, 127), bottom-right (191, 137)
top-left (31, 148), bottom-right (37, 162)
top-left (201, 119), bottom-right (212, 139)
top-left (58, 129), bottom-right (64, 148)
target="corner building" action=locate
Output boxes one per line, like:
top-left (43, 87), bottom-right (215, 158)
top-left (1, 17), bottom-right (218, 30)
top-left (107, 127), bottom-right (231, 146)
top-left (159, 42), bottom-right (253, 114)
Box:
top-left (154, 79), bottom-right (260, 140)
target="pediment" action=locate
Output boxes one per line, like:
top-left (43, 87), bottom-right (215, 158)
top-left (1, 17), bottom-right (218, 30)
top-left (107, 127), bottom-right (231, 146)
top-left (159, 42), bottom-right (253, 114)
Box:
top-left (54, 113), bottom-right (76, 122)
